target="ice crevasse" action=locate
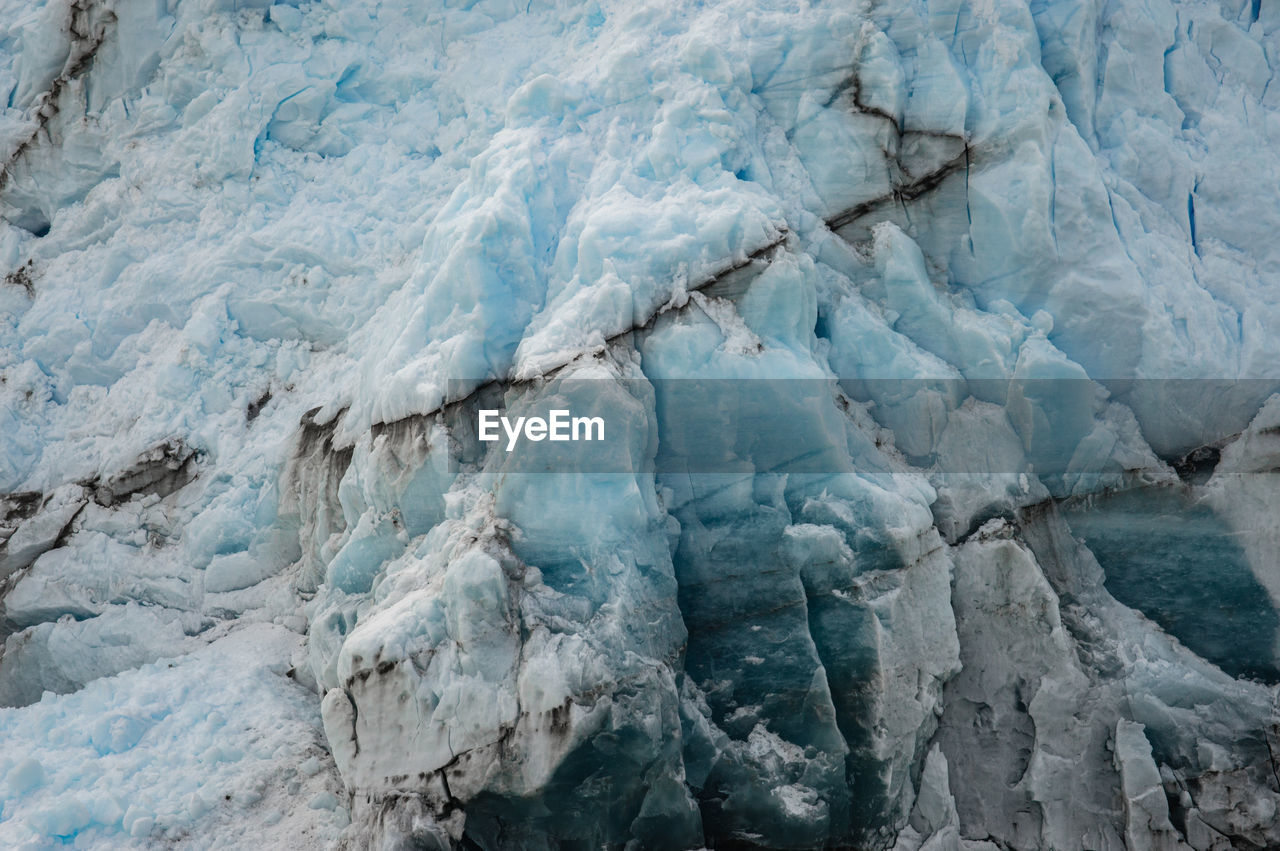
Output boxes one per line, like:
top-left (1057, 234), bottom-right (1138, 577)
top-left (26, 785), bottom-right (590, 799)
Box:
top-left (1, 0), bottom-right (1280, 847)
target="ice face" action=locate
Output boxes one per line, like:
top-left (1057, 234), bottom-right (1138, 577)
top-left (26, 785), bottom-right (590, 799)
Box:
top-left (1, 0), bottom-right (1279, 847)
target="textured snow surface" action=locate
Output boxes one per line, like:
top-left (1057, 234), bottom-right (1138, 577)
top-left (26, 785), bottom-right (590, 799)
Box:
top-left (0, 624), bottom-right (346, 848)
top-left (1, 0), bottom-right (1279, 848)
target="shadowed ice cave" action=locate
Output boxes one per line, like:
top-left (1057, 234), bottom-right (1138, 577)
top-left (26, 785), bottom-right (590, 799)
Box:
top-left (1063, 485), bottom-right (1280, 683)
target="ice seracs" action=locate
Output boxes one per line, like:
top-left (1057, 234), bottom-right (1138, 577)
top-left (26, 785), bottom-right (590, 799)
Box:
top-left (1, 0), bottom-right (1279, 847)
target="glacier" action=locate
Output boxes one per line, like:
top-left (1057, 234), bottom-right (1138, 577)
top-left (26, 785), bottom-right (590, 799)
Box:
top-left (1, 0), bottom-right (1279, 847)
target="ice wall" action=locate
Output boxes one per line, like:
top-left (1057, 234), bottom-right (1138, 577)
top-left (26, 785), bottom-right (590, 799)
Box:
top-left (1, 0), bottom-right (1279, 848)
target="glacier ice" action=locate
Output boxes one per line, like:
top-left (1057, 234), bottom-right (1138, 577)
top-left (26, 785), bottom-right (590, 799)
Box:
top-left (1, 0), bottom-right (1279, 847)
